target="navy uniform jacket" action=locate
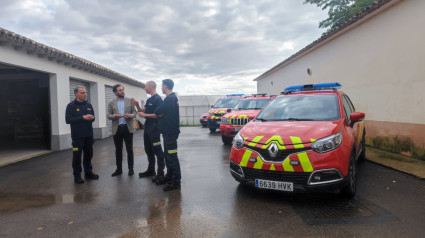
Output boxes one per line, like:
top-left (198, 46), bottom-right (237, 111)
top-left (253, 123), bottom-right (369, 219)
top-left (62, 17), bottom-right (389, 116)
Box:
top-left (66, 99), bottom-right (95, 139)
top-left (145, 93), bottom-right (163, 128)
top-left (154, 92), bottom-right (180, 135)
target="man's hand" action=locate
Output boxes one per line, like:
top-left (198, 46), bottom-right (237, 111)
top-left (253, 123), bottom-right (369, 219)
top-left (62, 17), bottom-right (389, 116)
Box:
top-left (115, 112), bottom-right (122, 118)
top-left (123, 113), bottom-right (130, 119)
top-left (138, 112), bottom-right (147, 118)
top-left (83, 114), bottom-right (95, 121)
top-left (130, 98), bottom-right (139, 107)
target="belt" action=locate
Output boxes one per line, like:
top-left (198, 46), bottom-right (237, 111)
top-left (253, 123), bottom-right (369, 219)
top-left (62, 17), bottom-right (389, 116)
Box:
top-left (118, 124), bottom-right (127, 127)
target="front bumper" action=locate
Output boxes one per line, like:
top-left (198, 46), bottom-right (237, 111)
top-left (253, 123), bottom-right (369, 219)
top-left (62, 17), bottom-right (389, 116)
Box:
top-left (230, 161), bottom-right (347, 193)
top-left (208, 118), bottom-right (221, 129)
top-left (220, 123), bottom-right (242, 137)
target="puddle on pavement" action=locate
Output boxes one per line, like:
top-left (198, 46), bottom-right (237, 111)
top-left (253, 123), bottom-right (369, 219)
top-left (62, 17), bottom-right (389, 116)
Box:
top-left (0, 193), bottom-right (55, 212)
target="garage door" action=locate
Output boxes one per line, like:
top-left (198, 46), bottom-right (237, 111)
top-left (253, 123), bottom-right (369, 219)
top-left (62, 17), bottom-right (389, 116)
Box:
top-left (105, 85), bottom-right (115, 136)
top-left (69, 79), bottom-right (91, 102)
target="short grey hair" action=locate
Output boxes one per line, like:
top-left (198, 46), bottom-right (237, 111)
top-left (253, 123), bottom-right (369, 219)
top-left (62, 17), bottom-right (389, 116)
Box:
top-left (74, 86), bottom-right (86, 94)
top-left (146, 80), bottom-right (156, 89)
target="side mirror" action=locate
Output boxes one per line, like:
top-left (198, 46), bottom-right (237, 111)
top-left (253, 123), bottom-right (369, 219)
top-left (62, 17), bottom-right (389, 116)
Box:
top-left (349, 112), bottom-right (365, 127)
top-left (227, 108), bottom-right (232, 113)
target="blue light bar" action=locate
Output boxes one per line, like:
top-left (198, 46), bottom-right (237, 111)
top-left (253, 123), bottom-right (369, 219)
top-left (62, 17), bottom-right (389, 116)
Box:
top-left (226, 94), bottom-right (244, 97)
top-left (284, 83), bottom-right (341, 93)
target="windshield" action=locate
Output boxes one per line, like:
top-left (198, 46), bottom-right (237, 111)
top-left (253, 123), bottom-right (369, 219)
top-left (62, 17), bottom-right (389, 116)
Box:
top-left (256, 94), bottom-right (341, 121)
top-left (213, 98), bottom-right (240, 108)
top-left (235, 99), bottom-right (271, 110)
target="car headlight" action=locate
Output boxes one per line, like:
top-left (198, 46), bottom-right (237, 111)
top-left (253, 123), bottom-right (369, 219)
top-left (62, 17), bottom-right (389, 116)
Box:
top-left (233, 132), bottom-right (244, 149)
top-left (221, 117), bottom-right (229, 124)
top-left (311, 132), bottom-right (343, 153)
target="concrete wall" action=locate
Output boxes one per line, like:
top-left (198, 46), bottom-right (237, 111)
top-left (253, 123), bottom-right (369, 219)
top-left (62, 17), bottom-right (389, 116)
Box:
top-left (0, 45), bottom-right (146, 150)
top-left (178, 95), bottom-right (223, 125)
top-left (256, 0), bottom-right (425, 147)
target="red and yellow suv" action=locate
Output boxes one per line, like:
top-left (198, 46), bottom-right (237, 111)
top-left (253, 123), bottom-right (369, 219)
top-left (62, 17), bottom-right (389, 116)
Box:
top-left (229, 83), bottom-right (366, 198)
top-left (220, 94), bottom-right (273, 145)
top-left (208, 94), bottom-right (244, 133)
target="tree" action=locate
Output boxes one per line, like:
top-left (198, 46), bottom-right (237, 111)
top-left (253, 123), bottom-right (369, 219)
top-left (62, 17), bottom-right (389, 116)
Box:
top-left (304, 0), bottom-right (377, 30)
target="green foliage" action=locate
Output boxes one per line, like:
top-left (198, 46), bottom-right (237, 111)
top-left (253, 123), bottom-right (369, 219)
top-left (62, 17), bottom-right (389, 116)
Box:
top-left (304, 0), bottom-right (377, 29)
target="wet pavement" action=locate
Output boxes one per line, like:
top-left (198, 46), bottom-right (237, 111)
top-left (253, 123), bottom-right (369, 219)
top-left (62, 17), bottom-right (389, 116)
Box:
top-left (1, 127), bottom-right (425, 238)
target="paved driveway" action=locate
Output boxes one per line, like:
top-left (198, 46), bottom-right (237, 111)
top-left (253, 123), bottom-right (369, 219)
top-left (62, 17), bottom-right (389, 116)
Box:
top-left (1, 127), bottom-right (425, 237)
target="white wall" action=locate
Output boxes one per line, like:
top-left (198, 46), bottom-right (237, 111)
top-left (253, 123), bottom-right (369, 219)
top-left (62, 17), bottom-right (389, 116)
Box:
top-left (257, 0), bottom-right (425, 125)
top-left (178, 95), bottom-right (223, 125)
top-left (0, 44), bottom-right (146, 150)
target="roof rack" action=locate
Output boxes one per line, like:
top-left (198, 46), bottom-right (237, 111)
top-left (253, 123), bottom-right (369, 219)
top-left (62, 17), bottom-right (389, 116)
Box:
top-left (282, 83), bottom-right (341, 95)
top-left (251, 93), bottom-right (267, 97)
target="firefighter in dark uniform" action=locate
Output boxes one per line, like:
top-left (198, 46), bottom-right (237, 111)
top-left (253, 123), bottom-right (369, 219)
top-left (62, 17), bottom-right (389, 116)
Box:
top-left (154, 79), bottom-right (181, 191)
top-left (131, 80), bottom-right (166, 183)
top-left (65, 86), bottom-right (99, 184)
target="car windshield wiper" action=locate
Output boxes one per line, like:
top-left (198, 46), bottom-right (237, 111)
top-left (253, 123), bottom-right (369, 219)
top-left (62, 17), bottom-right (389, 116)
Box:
top-left (282, 118), bottom-right (315, 121)
top-left (256, 117), bottom-right (269, 122)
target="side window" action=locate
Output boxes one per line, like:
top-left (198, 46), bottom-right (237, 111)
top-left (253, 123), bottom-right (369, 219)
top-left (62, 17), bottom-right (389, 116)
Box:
top-left (341, 95), bottom-right (352, 125)
top-left (344, 95), bottom-right (356, 112)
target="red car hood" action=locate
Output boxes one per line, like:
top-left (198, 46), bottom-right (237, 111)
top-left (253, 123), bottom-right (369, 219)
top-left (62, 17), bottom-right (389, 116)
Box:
top-left (240, 120), bottom-right (341, 145)
top-left (223, 110), bottom-right (260, 119)
top-left (210, 108), bottom-right (229, 113)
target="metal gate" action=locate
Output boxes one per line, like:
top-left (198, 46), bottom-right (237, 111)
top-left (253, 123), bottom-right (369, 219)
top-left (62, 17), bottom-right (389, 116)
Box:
top-left (69, 79), bottom-right (91, 102)
top-left (105, 85), bottom-right (115, 136)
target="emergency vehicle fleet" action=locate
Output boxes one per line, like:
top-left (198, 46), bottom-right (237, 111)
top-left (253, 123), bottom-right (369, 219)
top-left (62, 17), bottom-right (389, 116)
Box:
top-left (220, 94), bottom-right (273, 145)
top-left (207, 94), bottom-right (244, 133)
top-left (229, 83), bottom-right (366, 198)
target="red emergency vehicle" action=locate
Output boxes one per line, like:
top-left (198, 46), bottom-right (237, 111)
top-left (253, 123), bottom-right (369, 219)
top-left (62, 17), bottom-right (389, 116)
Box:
top-left (220, 94), bottom-right (272, 145)
top-left (229, 83), bottom-right (365, 198)
top-left (207, 94), bottom-right (244, 133)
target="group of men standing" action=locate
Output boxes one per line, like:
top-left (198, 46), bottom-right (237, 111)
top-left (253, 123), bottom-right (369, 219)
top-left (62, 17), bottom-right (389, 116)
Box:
top-left (65, 79), bottom-right (181, 191)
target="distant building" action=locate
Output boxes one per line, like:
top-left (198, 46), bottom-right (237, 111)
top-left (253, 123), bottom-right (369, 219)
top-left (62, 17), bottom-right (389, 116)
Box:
top-left (0, 28), bottom-right (147, 156)
top-left (255, 0), bottom-right (425, 148)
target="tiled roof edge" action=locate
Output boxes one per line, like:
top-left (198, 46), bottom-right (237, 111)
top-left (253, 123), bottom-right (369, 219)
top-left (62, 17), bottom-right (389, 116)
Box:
top-left (0, 27), bottom-right (145, 88)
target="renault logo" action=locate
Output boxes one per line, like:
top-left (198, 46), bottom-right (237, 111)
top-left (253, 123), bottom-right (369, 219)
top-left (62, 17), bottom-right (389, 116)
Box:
top-left (268, 143), bottom-right (279, 158)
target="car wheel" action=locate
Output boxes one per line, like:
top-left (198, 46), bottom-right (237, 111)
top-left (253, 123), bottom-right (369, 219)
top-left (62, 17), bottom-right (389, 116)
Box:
top-left (341, 152), bottom-right (357, 199)
top-left (222, 135), bottom-right (233, 145)
top-left (209, 128), bottom-right (216, 133)
top-left (358, 132), bottom-right (366, 162)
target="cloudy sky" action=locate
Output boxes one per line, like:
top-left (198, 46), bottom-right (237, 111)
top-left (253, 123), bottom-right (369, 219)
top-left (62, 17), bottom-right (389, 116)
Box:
top-left (1, 0), bottom-right (327, 95)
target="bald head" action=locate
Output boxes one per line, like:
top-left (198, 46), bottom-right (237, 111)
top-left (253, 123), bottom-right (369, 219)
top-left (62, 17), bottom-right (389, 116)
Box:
top-left (144, 80), bottom-right (157, 95)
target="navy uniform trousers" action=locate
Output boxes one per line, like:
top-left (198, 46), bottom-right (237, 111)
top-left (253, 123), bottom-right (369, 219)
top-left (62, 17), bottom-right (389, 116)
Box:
top-left (144, 124), bottom-right (165, 175)
top-left (72, 136), bottom-right (94, 178)
top-left (163, 133), bottom-right (181, 184)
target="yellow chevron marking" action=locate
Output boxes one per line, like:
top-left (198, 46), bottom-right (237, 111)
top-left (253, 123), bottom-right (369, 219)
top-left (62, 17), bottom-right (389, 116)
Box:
top-left (270, 164), bottom-right (276, 171)
top-left (310, 139), bottom-right (316, 143)
top-left (298, 152), bottom-right (313, 172)
top-left (240, 150), bottom-right (252, 167)
top-left (261, 135), bottom-right (286, 150)
top-left (238, 115), bottom-right (248, 119)
top-left (244, 137), bottom-right (248, 141)
top-left (219, 111), bottom-right (225, 113)
top-left (253, 156), bottom-right (263, 169)
top-left (290, 136), bottom-right (304, 149)
top-left (248, 136), bottom-right (264, 147)
top-left (282, 159), bottom-right (294, 172)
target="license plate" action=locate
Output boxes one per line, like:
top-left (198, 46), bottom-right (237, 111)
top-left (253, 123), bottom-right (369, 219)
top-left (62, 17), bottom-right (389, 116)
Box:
top-left (234, 127), bottom-right (241, 132)
top-left (255, 179), bottom-right (293, 191)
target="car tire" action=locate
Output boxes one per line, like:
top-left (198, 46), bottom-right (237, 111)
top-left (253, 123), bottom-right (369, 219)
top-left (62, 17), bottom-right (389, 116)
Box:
top-left (358, 132), bottom-right (366, 162)
top-left (341, 152), bottom-right (357, 199)
top-left (209, 128), bottom-right (216, 133)
top-left (222, 135), bottom-right (233, 145)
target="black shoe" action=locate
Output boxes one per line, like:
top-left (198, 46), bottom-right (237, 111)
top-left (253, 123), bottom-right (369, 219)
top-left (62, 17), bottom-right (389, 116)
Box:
top-left (163, 182), bottom-right (181, 191)
top-left (138, 170), bottom-right (156, 178)
top-left (111, 170), bottom-right (122, 177)
top-left (156, 177), bottom-right (171, 185)
top-left (128, 169), bottom-right (134, 176)
top-left (152, 175), bottom-right (164, 183)
top-left (74, 178), bottom-right (84, 184)
top-left (85, 173), bottom-right (99, 180)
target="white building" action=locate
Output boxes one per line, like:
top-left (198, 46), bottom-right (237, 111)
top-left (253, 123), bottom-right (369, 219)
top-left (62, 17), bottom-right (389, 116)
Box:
top-left (255, 0), bottom-right (425, 148)
top-left (0, 28), bottom-right (147, 163)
